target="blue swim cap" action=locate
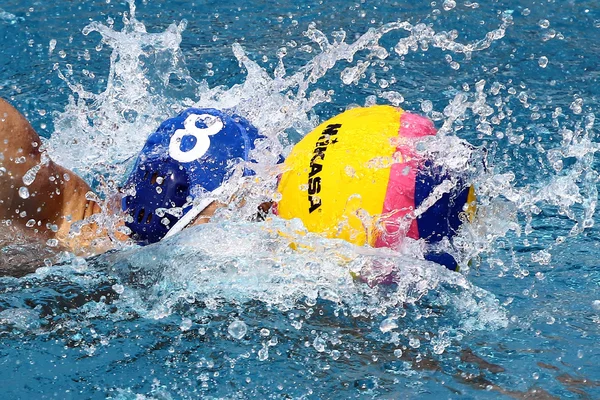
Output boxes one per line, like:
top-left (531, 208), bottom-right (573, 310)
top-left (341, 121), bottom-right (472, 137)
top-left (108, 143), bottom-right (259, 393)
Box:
top-left (122, 108), bottom-right (260, 244)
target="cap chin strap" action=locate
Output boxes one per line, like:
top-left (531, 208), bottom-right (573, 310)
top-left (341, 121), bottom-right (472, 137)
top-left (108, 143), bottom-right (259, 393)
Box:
top-left (163, 186), bottom-right (224, 239)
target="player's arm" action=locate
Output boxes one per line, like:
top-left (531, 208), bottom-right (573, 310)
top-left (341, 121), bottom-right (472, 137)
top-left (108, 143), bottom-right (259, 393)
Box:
top-left (0, 98), bottom-right (113, 253)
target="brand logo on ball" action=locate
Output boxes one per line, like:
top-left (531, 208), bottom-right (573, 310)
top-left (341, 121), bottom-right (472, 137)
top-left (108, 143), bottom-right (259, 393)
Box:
top-left (169, 114), bottom-right (224, 163)
top-left (308, 123), bottom-right (341, 213)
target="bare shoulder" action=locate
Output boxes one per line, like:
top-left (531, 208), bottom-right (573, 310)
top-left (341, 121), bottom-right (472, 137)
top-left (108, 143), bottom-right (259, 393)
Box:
top-left (0, 98), bottom-right (41, 153)
top-left (0, 98), bottom-right (116, 262)
top-left (0, 98), bottom-right (44, 220)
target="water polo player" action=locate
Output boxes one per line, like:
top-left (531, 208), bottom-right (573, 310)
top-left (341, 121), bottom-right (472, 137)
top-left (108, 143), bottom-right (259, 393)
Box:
top-left (0, 98), bottom-right (262, 260)
top-left (275, 105), bottom-right (477, 271)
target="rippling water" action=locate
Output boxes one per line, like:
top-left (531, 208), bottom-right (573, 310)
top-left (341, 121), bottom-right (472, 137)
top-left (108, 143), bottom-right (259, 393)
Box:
top-left (1, 0), bottom-right (599, 398)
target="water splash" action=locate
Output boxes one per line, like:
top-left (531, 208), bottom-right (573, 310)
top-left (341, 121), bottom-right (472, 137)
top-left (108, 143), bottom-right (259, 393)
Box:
top-left (46, 0), bottom-right (190, 183)
top-left (16, 0), bottom-right (599, 366)
top-left (92, 218), bottom-right (508, 331)
top-left (0, 9), bottom-right (20, 25)
top-left (46, 1), bottom-right (513, 185)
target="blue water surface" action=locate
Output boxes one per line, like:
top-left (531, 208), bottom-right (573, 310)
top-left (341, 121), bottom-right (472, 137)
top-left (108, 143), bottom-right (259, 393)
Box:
top-left (1, 0), bottom-right (600, 399)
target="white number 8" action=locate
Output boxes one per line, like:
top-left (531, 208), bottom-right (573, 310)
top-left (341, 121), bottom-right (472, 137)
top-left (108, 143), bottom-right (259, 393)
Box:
top-left (169, 114), bottom-right (224, 163)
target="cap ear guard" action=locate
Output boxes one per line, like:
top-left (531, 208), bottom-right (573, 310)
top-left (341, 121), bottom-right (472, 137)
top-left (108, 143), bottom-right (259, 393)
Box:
top-left (162, 186), bottom-right (224, 240)
top-left (122, 158), bottom-right (193, 244)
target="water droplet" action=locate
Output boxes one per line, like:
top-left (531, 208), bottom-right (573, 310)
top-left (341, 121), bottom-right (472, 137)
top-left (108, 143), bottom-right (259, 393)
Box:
top-left (46, 223), bottom-right (58, 232)
top-left (22, 164), bottom-right (40, 186)
top-left (409, 337), bottom-right (421, 348)
top-left (260, 328), bottom-right (270, 337)
top-left (344, 165), bottom-right (357, 177)
top-left (258, 343), bottom-right (269, 361)
top-left (291, 320), bottom-right (303, 329)
top-left (542, 29), bottom-right (557, 41)
top-left (443, 0), bottom-right (456, 11)
top-left (313, 336), bottom-right (326, 352)
top-left (570, 98), bottom-right (583, 115)
top-left (379, 317), bottom-right (398, 333)
top-left (180, 318), bottom-right (192, 332)
top-left (535, 272), bottom-right (545, 280)
top-left (341, 60), bottom-right (370, 85)
top-left (394, 349), bottom-right (403, 358)
top-left (18, 187), bottom-right (30, 199)
top-left (538, 56), bottom-right (548, 68)
top-left (25, 219), bottom-right (36, 228)
top-left (228, 320), bottom-right (247, 339)
top-left (531, 250), bottom-right (551, 265)
top-left (48, 39), bottom-right (56, 55)
top-left (46, 238), bottom-right (59, 247)
top-left (272, 192), bottom-right (283, 202)
top-left (421, 100), bottom-right (433, 113)
top-left (379, 91), bottom-right (404, 106)
top-left (364, 95), bottom-right (377, 107)
top-left (538, 19), bottom-right (550, 29)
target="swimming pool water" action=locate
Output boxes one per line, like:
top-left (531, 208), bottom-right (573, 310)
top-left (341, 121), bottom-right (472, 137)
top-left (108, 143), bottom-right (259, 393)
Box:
top-left (1, 0), bottom-right (600, 398)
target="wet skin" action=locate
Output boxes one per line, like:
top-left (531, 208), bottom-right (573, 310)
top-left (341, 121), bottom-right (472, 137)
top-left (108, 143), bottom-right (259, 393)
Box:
top-left (0, 98), bottom-right (222, 275)
top-left (0, 98), bottom-right (104, 249)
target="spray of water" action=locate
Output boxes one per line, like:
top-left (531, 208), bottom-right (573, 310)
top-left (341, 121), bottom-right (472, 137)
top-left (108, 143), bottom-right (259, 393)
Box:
top-left (46, 0), bottom-right (189, 183)
top-left (9, 0), bottom-right (596, 360)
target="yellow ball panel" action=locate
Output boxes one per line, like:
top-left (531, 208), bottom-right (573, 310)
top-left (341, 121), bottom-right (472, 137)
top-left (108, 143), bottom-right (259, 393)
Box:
top-left (277, 105), bottom-right (404, 246)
